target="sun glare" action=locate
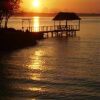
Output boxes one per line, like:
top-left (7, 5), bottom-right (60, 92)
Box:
top-left (33, 17), bottom-right (39, 32)
top-left (33, 0), bottom-right (39, 8)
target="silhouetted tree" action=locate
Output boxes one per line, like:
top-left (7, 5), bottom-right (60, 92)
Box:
top-left (0, 0), bottom-right (21, 28)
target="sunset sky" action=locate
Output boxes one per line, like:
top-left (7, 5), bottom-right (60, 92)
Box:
top-left (21, 0), bottom-right (100, 13)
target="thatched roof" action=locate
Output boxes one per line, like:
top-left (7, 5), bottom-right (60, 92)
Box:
top-left (53, 12), bottom-right (81, 21)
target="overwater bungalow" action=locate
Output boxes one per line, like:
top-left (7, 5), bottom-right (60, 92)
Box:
top-left (53, 12), bottom-right (81, 31)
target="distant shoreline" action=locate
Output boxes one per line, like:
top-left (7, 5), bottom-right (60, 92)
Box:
top-left (13, 12), bottom-right (100, 17)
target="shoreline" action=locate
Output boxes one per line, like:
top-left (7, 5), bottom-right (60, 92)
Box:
top-left (0, 28), bottom-right (44, 52)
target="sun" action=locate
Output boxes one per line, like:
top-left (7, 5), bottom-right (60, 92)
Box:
top-left (32, 0), bottom-right (40, 8)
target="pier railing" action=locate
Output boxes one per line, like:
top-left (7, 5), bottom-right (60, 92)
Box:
top-left (22, 25), bottom-right (80, 32)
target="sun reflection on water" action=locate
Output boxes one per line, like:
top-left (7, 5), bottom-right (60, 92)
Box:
top-left (28, 50), bottom-right (44, 70)
top-left (33, 16), bottom-right (39, 32)
top-left (28, 50), bottom-right (46, 81)
top-left (28, 87), bottom-right (42, 91)
top-left (27, 50), bottom-right (46, 92)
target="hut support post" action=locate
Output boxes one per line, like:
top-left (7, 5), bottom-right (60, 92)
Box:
top-left (59, 21), bottom-right (61, 25)
top-left (79, 20), bottom-right (80, 31)
top-left (66, 20), bottom-right (67, 29)
top-left (66, 20), bottom-right (68, 36)
top-left (54, 21), bottom-right (55, 30)
top-left (59, 21), bottom-right (61, 30)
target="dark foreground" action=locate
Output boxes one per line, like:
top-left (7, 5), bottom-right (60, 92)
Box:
top-left (0, 38), bottom-right (100, 100)
top-left (0, 28), bottom-right (44, 51)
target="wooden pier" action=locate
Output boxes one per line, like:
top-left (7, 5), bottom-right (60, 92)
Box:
top-left (22, 12), bottom-right (81, 38)
top-left (22, 25), bottom-right (80, 38)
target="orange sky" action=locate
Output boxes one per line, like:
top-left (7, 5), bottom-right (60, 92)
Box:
top-left (21, 0), bottom-right (100, 13)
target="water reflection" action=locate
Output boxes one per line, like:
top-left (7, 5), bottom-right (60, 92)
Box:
top-left (27, 50), bottom-right (46, 94)
top-left (33, 16), bottom-right (39, 32)
top-left (28, 50), bottom-right (44, 70)
top-left (28, 87), bottom-right (42, 91)
top-left (28, 50), bottom-right (45, 81)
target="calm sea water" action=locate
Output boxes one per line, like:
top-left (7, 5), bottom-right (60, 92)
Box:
top-left (0, 16), bottom-right (100, 100)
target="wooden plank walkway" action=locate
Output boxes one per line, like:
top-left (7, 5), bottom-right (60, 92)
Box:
top-left (22, 25), bottom-right (80, 38)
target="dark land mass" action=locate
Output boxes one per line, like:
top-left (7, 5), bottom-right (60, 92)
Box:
top-left (0, 28), bottom-right (44, 52)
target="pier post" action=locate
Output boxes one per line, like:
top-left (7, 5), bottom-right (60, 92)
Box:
top-left (51, 32), bottom-right (54, 37)
top-left (54, 21), bottom-right (55, 30)
top-left (56, 32), bottom-right (59, 37)
top-left (66, 31), bottom-right (68, 37)
top-left (79, 20), bottom-right (80, 31)
top-left (46, 33), bottom-right (49, 38)
top-left (74, 31), bottom-right (76, 36)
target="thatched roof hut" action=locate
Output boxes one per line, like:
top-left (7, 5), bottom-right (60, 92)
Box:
top-left (53, 12), bottom-right (81, 20)
top-left (53, 12), bottom-right (81, 31)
